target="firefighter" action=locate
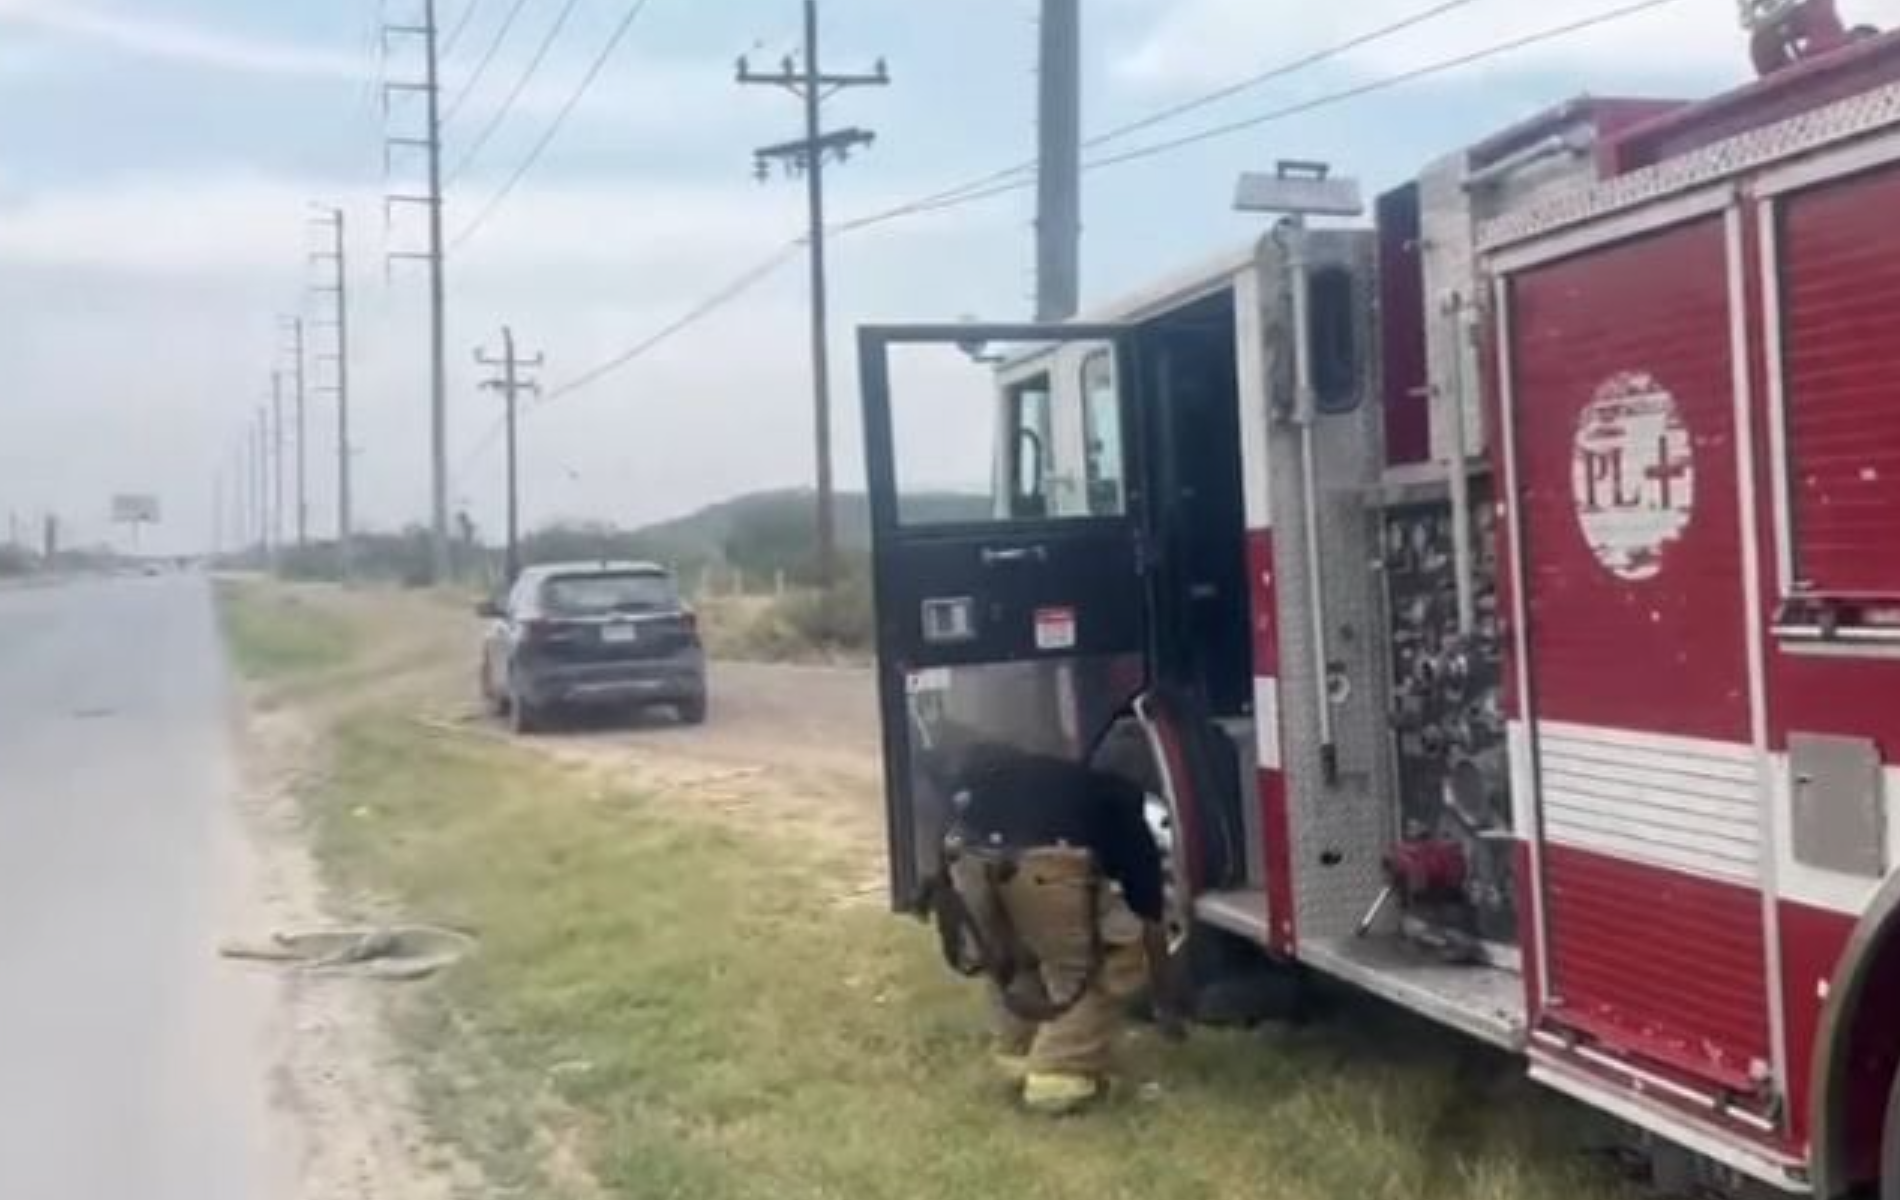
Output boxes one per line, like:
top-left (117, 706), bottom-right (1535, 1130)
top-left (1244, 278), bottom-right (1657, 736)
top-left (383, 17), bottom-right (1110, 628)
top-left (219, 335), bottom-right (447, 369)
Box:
top-left (934, 744), bottom-right (1178, 1115)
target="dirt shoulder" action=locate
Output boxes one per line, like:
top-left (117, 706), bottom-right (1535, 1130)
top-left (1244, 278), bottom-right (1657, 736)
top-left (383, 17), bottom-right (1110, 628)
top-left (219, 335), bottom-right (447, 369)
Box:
top-left (221, 582), bottom-right (478, 1200)
top-left (218, 579), bottom-right (1634, 1200)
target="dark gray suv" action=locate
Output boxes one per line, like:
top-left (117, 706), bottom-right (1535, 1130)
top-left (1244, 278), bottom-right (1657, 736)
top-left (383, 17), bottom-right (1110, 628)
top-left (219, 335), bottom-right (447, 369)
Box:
top-left (478, 561), bottom-right (707, 733)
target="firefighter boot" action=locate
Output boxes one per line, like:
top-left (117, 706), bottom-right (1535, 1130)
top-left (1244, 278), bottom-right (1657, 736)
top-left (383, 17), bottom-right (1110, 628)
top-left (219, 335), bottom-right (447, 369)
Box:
top-left (1021, 1071), bottom-right (1103, 1116)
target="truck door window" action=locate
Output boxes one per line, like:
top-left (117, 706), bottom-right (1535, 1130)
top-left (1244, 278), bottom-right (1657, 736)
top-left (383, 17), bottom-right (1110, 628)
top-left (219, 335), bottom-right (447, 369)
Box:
top-left (881, 338), bottom-right (1120, 527)
top-left (1310, 265), bottom-right (1362, 414)
top-left (1081, 350), bottom-right (1126, 516)
top-left (1007, 375), bottom-right (1053, 519)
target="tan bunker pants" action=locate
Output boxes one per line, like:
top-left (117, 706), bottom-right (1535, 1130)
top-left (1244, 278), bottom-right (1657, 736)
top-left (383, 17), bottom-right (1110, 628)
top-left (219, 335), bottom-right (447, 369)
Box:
top-left (953, 847), bottom-right (1148, 1077)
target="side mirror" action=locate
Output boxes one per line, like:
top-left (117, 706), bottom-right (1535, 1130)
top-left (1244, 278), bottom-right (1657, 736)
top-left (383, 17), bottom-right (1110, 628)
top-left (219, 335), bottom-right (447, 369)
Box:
top-left (475, 598), bottom-right (504, 620)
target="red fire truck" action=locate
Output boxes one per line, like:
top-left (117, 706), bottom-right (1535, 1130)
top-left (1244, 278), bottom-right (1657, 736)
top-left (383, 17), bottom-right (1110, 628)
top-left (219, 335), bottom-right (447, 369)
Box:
top-left (857, 5), bottom-right (1899, 1195)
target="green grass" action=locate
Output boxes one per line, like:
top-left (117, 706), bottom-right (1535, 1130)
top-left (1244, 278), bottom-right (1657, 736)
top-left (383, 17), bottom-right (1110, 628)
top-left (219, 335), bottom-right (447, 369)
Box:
top-left (303, 713), bottom-right (1638, 1200)
top-left (216, 580), bottom-right (361, 684)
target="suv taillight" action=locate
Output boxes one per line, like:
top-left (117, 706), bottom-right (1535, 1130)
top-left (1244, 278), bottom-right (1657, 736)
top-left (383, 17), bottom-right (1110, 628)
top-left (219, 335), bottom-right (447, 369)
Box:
top-left (520, 618), bottom-right (577, 645)
top-left (681, 611), bottom-right (700, 643)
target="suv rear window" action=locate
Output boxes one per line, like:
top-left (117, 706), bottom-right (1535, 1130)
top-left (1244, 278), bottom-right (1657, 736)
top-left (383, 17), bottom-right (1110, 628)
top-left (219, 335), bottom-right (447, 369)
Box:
top-left (540, 572), bottom-right (678, 615)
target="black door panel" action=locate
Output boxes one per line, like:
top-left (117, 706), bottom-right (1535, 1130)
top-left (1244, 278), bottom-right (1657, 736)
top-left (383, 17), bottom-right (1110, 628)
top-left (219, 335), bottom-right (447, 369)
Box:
top-left (881, 524), bottom-right (1143, 669)
top-left (859, 323), bottom-right (1151, 910)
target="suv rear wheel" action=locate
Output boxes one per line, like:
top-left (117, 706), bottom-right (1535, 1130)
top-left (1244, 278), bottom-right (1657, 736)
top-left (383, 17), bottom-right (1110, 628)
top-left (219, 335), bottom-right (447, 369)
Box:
top-left (677, 695), bottom-right (708, 726)
top-left (509, 677), bottom-right (544, 735)
top-left (482, 657), bottom-right (509, 718)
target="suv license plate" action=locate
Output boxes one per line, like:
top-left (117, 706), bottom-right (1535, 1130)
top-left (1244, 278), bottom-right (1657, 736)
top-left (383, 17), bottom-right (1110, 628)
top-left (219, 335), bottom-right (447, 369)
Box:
top-left (601, 624), bottom-right (639, 645)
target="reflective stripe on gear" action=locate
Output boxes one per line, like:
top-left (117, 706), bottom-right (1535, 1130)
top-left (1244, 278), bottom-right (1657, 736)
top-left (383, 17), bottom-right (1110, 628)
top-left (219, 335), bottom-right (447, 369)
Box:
top-left (1022, 1071), bottom-right (1103, 1115)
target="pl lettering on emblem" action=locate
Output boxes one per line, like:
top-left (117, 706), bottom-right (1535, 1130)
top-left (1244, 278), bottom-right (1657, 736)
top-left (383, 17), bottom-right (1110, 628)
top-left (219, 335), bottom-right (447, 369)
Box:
top-left (1570, 371), bottom-right (1695, 582)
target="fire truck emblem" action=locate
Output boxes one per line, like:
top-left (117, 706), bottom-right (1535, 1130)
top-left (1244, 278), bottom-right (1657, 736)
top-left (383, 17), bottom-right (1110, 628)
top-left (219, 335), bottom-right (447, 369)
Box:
top-left (1571, 371), bottom-right (1695, 581)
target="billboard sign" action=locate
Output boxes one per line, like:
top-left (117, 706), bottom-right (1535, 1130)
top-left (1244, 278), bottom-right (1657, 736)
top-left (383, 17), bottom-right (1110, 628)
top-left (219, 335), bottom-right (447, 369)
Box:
top-left (111, 494), bottom-right (161, 525)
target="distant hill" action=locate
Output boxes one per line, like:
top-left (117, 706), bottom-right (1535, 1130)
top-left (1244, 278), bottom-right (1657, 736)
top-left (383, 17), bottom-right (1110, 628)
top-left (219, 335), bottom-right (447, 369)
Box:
top-left (521, 489), bottom-right (989, 586)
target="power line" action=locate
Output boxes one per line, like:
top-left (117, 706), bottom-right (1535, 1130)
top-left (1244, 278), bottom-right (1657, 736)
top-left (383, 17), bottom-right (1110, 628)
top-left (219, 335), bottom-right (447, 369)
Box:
top-left (832, 0), bottom-right (1689, 236)
top-left (441, 0), bottom-right (484, 58)
top-left (445, 0), bottom-right (589, 187)
top-left (547, 242), bottom-right (805, 403)
top-left (1082, 0), bottom-right (1689, 174)
top-left (1095, 0), bottom-right (1487, 147)
top-left (492, 0), bottom-right (1687, 414)
top-left (451, 239), bottom-right (805, 475)
top-left (442, 0), bottom-right (533, 125)
top-left (853, 0), bottom-right (1496, 218)
top-left (452, 0), bottom-right (658, 251)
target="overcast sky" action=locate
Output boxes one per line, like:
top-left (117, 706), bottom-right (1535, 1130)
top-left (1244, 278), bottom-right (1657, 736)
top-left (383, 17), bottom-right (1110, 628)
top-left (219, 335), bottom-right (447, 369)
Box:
top-left (3, 0), bottom-right (1898, 554)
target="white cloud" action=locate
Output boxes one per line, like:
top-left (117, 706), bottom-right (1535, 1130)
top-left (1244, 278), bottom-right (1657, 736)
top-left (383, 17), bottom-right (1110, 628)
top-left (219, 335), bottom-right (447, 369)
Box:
top-left (1111, 0), bottom-right (1900, 95)
top-left (0, 0), bottom-right (365, 79)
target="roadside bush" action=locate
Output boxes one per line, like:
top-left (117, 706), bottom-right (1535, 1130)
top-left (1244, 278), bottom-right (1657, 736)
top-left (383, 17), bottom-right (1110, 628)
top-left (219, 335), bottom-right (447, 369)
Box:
top-left (0, 545), bottom-right (35, 577)
top-left (697, 572), bottom-right (875, 662)
top-left (776, 571), bottom-right (874, 652)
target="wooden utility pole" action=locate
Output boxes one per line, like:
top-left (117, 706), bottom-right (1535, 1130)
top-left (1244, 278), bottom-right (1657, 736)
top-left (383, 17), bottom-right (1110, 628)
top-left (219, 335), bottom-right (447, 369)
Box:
top-left (737, 1), bottom-right (889, 587)
top-left (476, 327), bottom-right (542, 583)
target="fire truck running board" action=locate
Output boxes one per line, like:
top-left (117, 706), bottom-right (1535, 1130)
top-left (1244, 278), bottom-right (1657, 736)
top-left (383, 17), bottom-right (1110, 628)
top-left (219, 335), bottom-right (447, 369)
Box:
top-left (1299, 938), bottom-right (1528, 1052)
top-left (1194, 888), bottom-right (1270, 941)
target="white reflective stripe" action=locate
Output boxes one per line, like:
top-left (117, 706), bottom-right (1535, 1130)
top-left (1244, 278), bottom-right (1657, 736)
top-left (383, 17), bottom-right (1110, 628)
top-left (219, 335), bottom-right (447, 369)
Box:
top-left (1538, 720), bottom-right (1756, 773)
top-left (1757, 196), bottom-right (1797, 599)
top-left (1770, 755), bottom-right (1900, 916)
top-left (1537, 721), bottom-right (1761, 888)
top-left (1253, 676), bottom-right (1282, 771)
top-left (1508, 719), bottom-right (1537, 836)
top-left (1728, 201), bottom-right (1788, 1102)
top-left (1538, 768), bottom-right (1759, 836)
top-left (1234, 262), bottom-right (1274, 531)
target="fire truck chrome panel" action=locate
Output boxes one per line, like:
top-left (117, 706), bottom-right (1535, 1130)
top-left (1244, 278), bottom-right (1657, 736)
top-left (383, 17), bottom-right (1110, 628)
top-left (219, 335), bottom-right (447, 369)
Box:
top-left (1753, 123), bottom-right (1900, 195)
top-left (1480, 80), bottom-right (1900, 252)
top-left (1298, 939), bottom-right (1527, 1050)
top-left (1258, 233), bottom-right (1398, 946)
top-left (1488, 185), bottom-right (1737, 277)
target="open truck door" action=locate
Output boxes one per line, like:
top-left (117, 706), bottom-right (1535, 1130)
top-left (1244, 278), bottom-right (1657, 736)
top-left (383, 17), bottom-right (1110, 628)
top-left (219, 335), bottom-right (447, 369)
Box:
top-left (858, 324), bottom-right (1149, 911)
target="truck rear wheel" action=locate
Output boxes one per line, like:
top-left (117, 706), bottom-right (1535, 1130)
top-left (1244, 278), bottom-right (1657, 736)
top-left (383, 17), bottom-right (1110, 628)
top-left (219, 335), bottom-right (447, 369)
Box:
top-left (1093, 712), bottom-right (1301, 1027)
top-left (1883, 1065), bottom-right (1900, 1200)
